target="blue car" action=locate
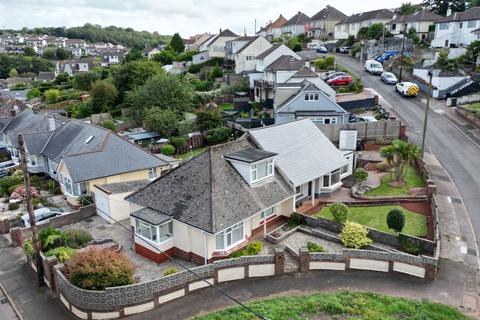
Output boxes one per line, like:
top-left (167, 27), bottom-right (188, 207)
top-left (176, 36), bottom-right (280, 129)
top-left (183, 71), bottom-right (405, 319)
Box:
top-left (316, 46), bottom-right (328, 53)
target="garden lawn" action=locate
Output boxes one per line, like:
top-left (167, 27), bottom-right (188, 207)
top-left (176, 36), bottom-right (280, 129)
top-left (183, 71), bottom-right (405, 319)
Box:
top-left (314, 205), bottom-right (427, 237)
top-left (365, 165), bottom-right (425, 196)
top-left (218, 103), bottom-right (234, 111)
top-left (466, 103), bottom-right (480, 116)
top-left (194, 291), bottom-right (469, 320)
top-left (177, 147), bottom-right (207, 161)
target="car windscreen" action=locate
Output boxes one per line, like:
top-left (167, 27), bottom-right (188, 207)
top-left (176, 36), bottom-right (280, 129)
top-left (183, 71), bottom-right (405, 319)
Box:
top-left (371, 63), bottom-right (382, 68)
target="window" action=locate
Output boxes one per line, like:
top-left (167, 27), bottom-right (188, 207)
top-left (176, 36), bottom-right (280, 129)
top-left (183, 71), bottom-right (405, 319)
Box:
top-left (260, 207), bottom-right (275, 220)
top-left (341, 163), bottom-right (349, 174)
top-left (148, 168), bottom-right (157, 180)
top-left (135, 219), bottom-right (173, 243)
top-left (215, 222), bottom-right (244, 250)
top-left (468, 20), bottom-right (477, 28)
top-left (251, 159), bottom-right (273, 183)
top-left (323, 169), bottom-right (341, 188)
top-left (246, 55), bottom-right (255, 61)
top-left (391, 24), bottom-right (396, 30)
top-left (439, 23), bottom-right (449, 30)
top-left (304, 93), bottom-right (319, 101)
top-left (308, 117), bottom-right (337, 125)
top-left (460, 22), bottom-right (463, 29)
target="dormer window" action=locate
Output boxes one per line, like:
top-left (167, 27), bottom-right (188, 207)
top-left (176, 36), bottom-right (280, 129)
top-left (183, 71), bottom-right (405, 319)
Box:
top-left (304, 93), bottom-right (319, 101)
top-left (224, 147), bottom-right (277, 185)
top-left (251, 159), bottom-right (273, 183)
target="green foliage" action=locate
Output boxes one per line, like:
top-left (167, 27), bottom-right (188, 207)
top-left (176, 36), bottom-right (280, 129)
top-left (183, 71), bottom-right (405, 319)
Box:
top-left (209, 65), bottom-right (223, 80)
top-left (170, 33), bottom-right (185, 53)
top-left (78, 195), bottom-right (92, 206)
top-left (169, 136), bottom-right (187, 153)
top-left (400, 2), bottom-right (422, 15)
top-left (8, 203), bottom-right (19, 211)
top-left (111, 60), bottom-right (163, 95)
top-left (54, 72), bottom-right (70, 84)
top-left (399, 236), bottom-right (424, 255)
top-left (26, 88), bottom-right (41, 100)
top-left (64, 230), bottom-right (93, 249)
top-left (42, 49), bottom-right (56, 60)
top-left (354, 168), bottom-right (369, 183)
top-left (45, 246), bottom-right (77, 263)
top-left (39, 227), bottom-right (67, 251)
top-left (23, 240), bottom-right (34, 259)
top-left (67, 102), bottom-right (92, 119)
top-left (47, 179), bottom-right (61, 195)
top-left (23, 47), bottom-right (36, 56)
top-left (66, 248), bottom-right (135, 290)
top-left (196, 108), bottom-right (223, 131)
top-left (44, 88), bottom-right (60, 104)
top-left (350, 42), bottom-right (362, 57)
top-left (144, 108), bottom-right (179, 137)
top-left (380, 139), bottom-right (421, 184)
top-left (230, 241), bottom-right (263, 258)
top-left (387, 209), bottom-right (406, 233)
top-left (101, 119), bottom-right (116, 131)
top-left (287, 214), bottom-right (305, 229)
top-left (344, 35), bottom-right (356, 47)
top-left (307, 241), bottom-right (326, 253)
top-left (72, 71), bottom-right (101, 90)
top-left (90, 80), bottom-right (118, 113)
top-left (187, 57), bottom-right (224, 74)
top-left (358, 23), bottom-right (386, 40)
top-left (436, 48), bottom-right (459, 71)
top-left (205, 126), bottom-right (230, 145)
top-left (8, 68), bottom-right (18, 78)
top-left (339, 222), bottom-right (373, 249)
top-left (285, 36), bottom-right (303, 52)
top-left (0, 54), bottom-right (54, 79)
top-left (0, 175), bottom-right (24, 196)
top-left (423, 0), bottom-right (465, 15)
top-left (153, 49), bottom-right (176, 65)
top-left (32, 198), bottom-right (41, 209)
top-left (124, 48), bottom-right (143, 62)
top-left (330, 203), bottom-right (349, 224)
top-left (315, 56), bottom-right (335, 70)
top-left (56, 48), bottom-right (68, 60)
top-left (161, 144), bottom-right (176, 156)
top-left (163, 267), bottom-right (178, 276)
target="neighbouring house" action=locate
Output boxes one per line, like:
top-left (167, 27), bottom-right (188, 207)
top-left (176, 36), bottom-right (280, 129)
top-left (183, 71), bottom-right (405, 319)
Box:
top-left (185, 33), bottom-right (212, 51)
top-left (70, 47), bottom-right (83, 58)
top-left (387, 9), bottom-right (443, 40)
top-left (143, 47), bottom-right (162, 59)
top-left (273, 80), bottom-right (348, 125)
top-left (254, 43), bottom-right (301, 73)
top-left (56, 59), bottom-right (94, 76)
top-left (36, 72), bottom-right (56, 82)
top-left (431, 6), bottom-right (480, 48)
top-left (124, 119), bottom-right (352, 264)
top-left (259, 15), bottom-right (288, 40)
top-left (226, 36), bottom-right (273, 74)
top-left (305, 6), bottom-right (348, 39)
top-left (193, 29), bottom-right (238, 64)
top-left (101, 51), bottom-right (124, 67)
top-left (282, 11), bottom-right (310, 37)
top-left (285, 66), bottom-right (336, 100)
top-left (125, 131), bottom-right (162, 145)
top-left (334, 9), bottom-right (394, 40)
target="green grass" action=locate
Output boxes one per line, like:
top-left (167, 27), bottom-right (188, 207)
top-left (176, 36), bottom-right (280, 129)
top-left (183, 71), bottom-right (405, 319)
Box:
top-left (314, 205), bottom-right (427, 237)
top-left (176, 147), bottom-right (207, 161)
top-left (466, 103), bottom-right (480, 116)
top-left (365, 165), bottom-right (425, 196)
top-left (218, 103), bottom-right (234, 111)
top-left (194, 291), bottom-right (469, 320)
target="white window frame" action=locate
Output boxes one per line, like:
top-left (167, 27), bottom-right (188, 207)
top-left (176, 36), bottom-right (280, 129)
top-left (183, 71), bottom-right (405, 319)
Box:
top-left (468, 20), bottom-right (476, 28)
top-left (260, 206), bottom-right (275, 221)
top-left (307, 117), bottom-right (338, 125)
top-left (322, 169), bottom-right (342, 188)
top-left (439, 23), bottom-right (449, 30)
top-left (251, 159), bottom-right (273, 183)
top-left (148, 167), bottom-right (157, 180)
top-left (135, 218), bottom-right (173, 244)
top-left (304, 93), bottom-right (319, 101)
top-left (215, 222), bottom-right (244, 250)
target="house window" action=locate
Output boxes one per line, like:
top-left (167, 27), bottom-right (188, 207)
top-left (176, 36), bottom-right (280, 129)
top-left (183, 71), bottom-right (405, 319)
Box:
top-left (439, 23), bottom-right (449, 30)
top-left (135, 219), bottom-right (173, 243)
top-left (323, 169), bottom-right (341, 188)
top-left (251, 159), bottom-right (273, 183)
top-left (215, 222), bottom-right (244, 250)
top-left (468, 21), bottom-right (477, 28)
top-left (341, 163), bottom-right (349, 174)
top-left (260, 207), bottom-right (275, 220)
top-left (148, 168), bottom-right (157, 180)
top-left (460, 22), bottom-right (463, 29)
top-left (246, 55), bottom-right (254, 61)
top-left (304, 93), bottom-right (319, 101)
top-left (391, 24), bottom-right (396, 30)
top-left (308, 117), bottom-right (337, 125)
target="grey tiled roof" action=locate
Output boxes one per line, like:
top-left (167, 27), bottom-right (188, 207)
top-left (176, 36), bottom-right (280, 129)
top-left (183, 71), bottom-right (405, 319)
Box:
top-left (131, 207), bottom-right (172, 226)
top-left (37, 72), bottom-right (55, 81)
top-left (256, 43), bottom-right (282, 60)
top-left (338, 9), bottom-right (394, 25)
top-left (224, 147), bottom-right (277, 163)
top-left (97, 179), bottom-right (150, 194)
top-left (126, 139), bottom-right (294, 233)
top-left (285, 12), bottom-right (310, 26)
top-left (438, 6), bottom-right (480, 22)
top-left (265, 55), bottom-right (305, 72)
top-left (292, 66), bottom-right (318, 77)
top-left (388, 9), bottom-right (444, 24)
top-left (308, 6), bottom-right (347, 22)
top-left (24, 131), bottom-right (53, 154)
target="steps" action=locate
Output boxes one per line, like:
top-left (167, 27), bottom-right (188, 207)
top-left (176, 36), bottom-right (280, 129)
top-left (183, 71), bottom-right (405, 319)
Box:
top-left (284, 250), bottom-right (299, 273)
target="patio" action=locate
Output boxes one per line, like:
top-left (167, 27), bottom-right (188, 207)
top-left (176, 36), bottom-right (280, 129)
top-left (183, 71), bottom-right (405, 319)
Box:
top-left (59, 215), bottom-right (197, 282)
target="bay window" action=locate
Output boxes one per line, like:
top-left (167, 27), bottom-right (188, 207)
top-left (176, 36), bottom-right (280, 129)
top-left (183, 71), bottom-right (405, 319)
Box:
top-left (251, 159), bottom-right (273, 183)
top-left (215, 222), bottom-right (244, 250)
top-left (323, 169), bottom-right (341, 188)
top-left (135, 219), bottom-right (173, 243)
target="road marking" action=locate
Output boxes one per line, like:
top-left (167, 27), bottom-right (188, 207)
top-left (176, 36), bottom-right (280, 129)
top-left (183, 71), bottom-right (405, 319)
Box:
top-left (447, 196), bottom-right (452, 204)
top-left (434, 109), bottom-right (446, 114)
top-left (461, 246), bottom-right (468, 254)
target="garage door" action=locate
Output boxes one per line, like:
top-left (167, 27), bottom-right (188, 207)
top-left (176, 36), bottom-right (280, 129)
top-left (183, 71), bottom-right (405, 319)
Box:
top-left (95, 192), bottom-right (112, 223)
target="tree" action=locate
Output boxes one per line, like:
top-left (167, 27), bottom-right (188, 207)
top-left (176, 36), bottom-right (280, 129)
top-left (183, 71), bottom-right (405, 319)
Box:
top-left (152, 49), bottom-right (176, 65)
top-left (169, 136), bottom-right (187, 155)
top-left (205, 126), bottom-right (230, 145)
top-left (196, 108), bottom-right (223, 131)
top-left (400, 2), bottom-right (421, 15)
top-left (26, 88), bottom-right (41, 100)
top-left (161, 144), bottom-right (176, 156)
top-left (56, 48), bottom-right (68, 60)
top-left (124, 48), bottom-right (143, 62)
top-left (90, 80), bottom-right (118, 113)
top-left (380, 140), bottom-right (421, 184)
top-left (42, 49), bottom-right (56, 60)
top-left (354, 168), bottom-right (369, 185)
top-left (101, 119), bottom-right (116, 131)
top-left (23, 47), bottom-right (36, 56)
top-left (72, 71), bottom-right (101, 90)
top-left (286, 36), bottom-right (303, 52)
top-left (387, 209), bottom-right (406, 234)
top-left (330, 203), bottom-right (349, 224)
top-left (367, 23), bottom-right (385, 40)
top-left (169, 33), bottom-right (185, 53)
top-left (54, 72), bottom-right (70, 84)
top-left (407, 27), bottom-right (420, 44)
top-left (144, 108), bottom-right (179, 137)
top-left (339, 222), bottom-right (373, 249)
top-left (209, 65), bottom-right (223, 80)
top-left (44, 89), bottom-right (60, 104)
top-left (8, 68), bottom-right (18, 78)
top-left (126, 73), bottom-right (194, 114)
top-left (464, 40), bottom-right (480, 67)
top-left (111, 60), bottom-right (163, 95)
top-left (422, 0), bottom-right (466, 15)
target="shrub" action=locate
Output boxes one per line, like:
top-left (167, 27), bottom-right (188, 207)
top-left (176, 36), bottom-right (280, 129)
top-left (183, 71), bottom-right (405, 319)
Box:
top-left (39, 226), bottom-right (66, 251)
top-left (64, 230), bottom-right (93, 249)
top-left (78, 195), bottom-right (92, 206)
top-left (32, 198), bottom-right (41, 209)
top-left (205, 127), bottom-right (230, 145)
top-left (23, 239), bottom-right (34, 259)
top-left (45, 246), bottom-right (77, 263)
top-left (0, 176), bottom-right (24, 196)
top-left (169, 136), bottom-right (187, 153)
top-left (65, 248), bottom-right (135, 290)
top-left (163, 267), bottom-right (178, 276)
top-left (330, 203), bottom-right (349, 224)
top-left (245, 241), bottom-right (263, 255)
top-left (161, 144), bottom-right (175, 156)
top-left (354, 168), bottom-right (368, 184)
top-left (399, 236), bottom-right (424, 255)
top-left (375, 161), bottom-right (390, 172)
top-left (339, 222), bottom-right (373, 249)
top-left (307, 241), bottom-right (325, 252)
top-left (47, 179), bottom-right (61, 194)
top-left (287, 214), bottom-right (305, 229)
top-left (387, 209), bottom-right (405, 234)
top-left (101, 119), bottom-right (116, 131)
top-left (30, 175), bottom-right (43, 190)
top-left (8, 203), bottom-right (19, 211)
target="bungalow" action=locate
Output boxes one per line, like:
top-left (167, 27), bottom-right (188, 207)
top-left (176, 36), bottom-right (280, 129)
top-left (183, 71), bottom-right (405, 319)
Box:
top-left (56, 59), bottom-right (94, 76)
top-left (431, 6), bottom-right (480, 48)
top-left (226, 36), bottom-right (272, 74)
top-left (305, 6), bottom-right (347, 39)
top-left (387, 9), bottom-right (443, 40)
top-left (282, 12), bottom-right (310, 37)
top-left (334, 9), bottom-right (394, 40)
top-left (36, 72), bottom-right (56, 82)
top-left (125, 119), bottom-right (352, 264)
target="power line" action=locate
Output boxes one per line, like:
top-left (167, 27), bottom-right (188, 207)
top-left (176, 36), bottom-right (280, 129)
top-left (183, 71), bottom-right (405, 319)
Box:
top-left (78, 197), bottom-right (268, 320)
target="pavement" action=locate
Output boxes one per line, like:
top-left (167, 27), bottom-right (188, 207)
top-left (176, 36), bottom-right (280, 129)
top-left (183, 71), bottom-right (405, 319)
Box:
top-left (0, 286), bottom-right (18, 320)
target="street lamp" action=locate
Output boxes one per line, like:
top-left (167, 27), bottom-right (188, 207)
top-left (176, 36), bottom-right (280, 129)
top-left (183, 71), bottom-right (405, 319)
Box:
top-left (421, 69), bottom-right (433, 158)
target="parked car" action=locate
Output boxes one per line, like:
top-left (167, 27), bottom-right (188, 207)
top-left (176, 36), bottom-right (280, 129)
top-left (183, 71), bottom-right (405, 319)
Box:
top-left (0, 160), bottom-right (19, 177)
top-left (349, 115), bottom-right (378, 122)
top-left (395, 82), bottom-right (419, 97)
top-left (380, 72), bottom-right (398, 84)
top-left (21, 207), bottom-right (66, 227)
top-left (322, 71), bottom-right (348, 81)
top-left (337, 47), bottom-right (350, 54)
top-left (364, 60), bottom-right (384, 75)
top-left (307, 41), bottom-right (321, 49)
top-left (327, 75), bottom-right (353, 86)
top-left (316, 46), bottom-right (328, 53)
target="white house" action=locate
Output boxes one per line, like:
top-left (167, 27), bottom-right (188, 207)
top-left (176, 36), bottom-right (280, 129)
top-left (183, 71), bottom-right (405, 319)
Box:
top-left (431, 6), bottom-right (480, 48)
top-left (334, 8), bottom-right (394, 40)
top-left (281, 12), bottom-right (310, 37)
top-left (226, 36), bottom-right (273, 74)
top-left (387, 9), bottom-right (444, 40)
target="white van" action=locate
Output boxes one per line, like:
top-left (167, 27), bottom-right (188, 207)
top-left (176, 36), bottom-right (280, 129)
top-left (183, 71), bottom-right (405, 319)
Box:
top-left (364, 60), bottom-right (384, 75)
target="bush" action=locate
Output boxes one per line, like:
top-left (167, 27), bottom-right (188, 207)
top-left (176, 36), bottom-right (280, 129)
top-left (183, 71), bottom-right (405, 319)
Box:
top-left (375, 161), bottom-right (390, 172)
top-left (30, 175), bottom-right (43, 190)
top-left (163, 267), bottom-right (178, 276)
top-left (8, 203), bottom-right (19, 211)
top-left (39, 227), bottom-right (67, 251)
top-left (101, 119), bottom-right (116, 131)
top-left (0, 176), bottom-right (24, 196)
top-left (287, 214), bottom-right (305, 229)
top-left (330, 203), bottom-right (349, 224)
top-left (205, 127), bottom-right (230, 145)
top-left (399, 236), bottom-right (424, 255)
top-left (78, 195), bottom-right (92, 206)
top-left (387, 209), bottom-right (405, 233)
top-left (23, 239), bottom-right (34, 259)
top-left (64, 230), bottom-right (93, 249)
top-left (229, 241), bottom-right (263, 258)
top-left (161, 144), bottom-right (175, 156)
top-left (307, 241), bottom-right (325, 252)
top-left (32, 198), bottom-right (41, 209)
top-left (47, 179), bottom-right (61, 194)
top-left (339, 222), bottom-right (373, 249)
top-left (354, 168), bottom-right (368, 184)
top-left (65, 248), bottom-right (135, 290)
top-left (169, 136), bottom-right (187, 153)
top-left (45, 246), bottom-right (77, 263)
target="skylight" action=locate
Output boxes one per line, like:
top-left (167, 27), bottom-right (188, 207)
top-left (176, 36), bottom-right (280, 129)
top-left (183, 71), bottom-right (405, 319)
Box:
top-left (85, 136), bottom-right (94, 144)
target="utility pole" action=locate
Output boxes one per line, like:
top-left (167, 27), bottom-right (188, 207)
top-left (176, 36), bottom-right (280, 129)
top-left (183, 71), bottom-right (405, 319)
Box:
top-left (398, 17), bottom-right (407, 82)
top-left (18, 134), bottom-right (44, 286)
top-left (421, 70), bottom-right (433, 158)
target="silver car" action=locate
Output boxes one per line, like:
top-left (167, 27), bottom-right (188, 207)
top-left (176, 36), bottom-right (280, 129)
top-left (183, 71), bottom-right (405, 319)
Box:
top-left (21, 207), bottom-right (65, 227)
top-left (380, 72), bottom-right (398, 85)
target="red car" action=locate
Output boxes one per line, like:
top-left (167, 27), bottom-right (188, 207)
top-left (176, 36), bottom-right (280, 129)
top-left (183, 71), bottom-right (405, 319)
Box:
top-left (327, 75), bottom-right (353, 86)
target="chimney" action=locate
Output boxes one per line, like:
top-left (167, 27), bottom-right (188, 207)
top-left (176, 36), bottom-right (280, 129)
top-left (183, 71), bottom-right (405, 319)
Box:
top-left (446, 8), bottom-right (452, 17)
top-left (48, 116), bottom-right (56, 131)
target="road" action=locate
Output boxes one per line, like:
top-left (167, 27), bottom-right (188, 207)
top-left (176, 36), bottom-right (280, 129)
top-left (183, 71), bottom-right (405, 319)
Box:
top-left (335, 54), bottom-right (480, 249)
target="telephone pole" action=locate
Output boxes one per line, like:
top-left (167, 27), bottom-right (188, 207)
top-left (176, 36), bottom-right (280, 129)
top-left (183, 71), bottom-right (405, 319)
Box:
top-left (398, 17), bottom-right (407, 82)
top-left (18, 133), bottom-right (44, 286)
top-left (421, 70), bottom-right (433, 158)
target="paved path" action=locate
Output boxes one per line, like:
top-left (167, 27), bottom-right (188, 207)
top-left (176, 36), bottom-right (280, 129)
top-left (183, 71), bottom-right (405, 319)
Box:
top-left (0, 287), bottom-right (18, 320)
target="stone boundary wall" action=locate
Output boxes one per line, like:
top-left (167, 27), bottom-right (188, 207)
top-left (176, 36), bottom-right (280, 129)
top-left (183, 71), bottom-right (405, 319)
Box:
top-left (455, 107), bottom-right (480, 130)
top-left (9, 205), bottom-right (96, 247)
top-left (447, 94), bottom-right (480, 107)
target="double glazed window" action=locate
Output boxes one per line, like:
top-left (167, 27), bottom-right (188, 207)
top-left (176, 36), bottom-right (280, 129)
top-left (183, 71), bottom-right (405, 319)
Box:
top-left (323, 169), bottom-right (341, 188)
top-left (304, 93), bottom-right (319, 101)
top-left (468, 20), bottom-right (477, 28)
top-left (260, 207), bottom-right (275, 220)
top-left (439, 23), bottom-right (449, 30)
top-left (215, 222), bottom-right (244, 250)
top-left (308, 117), bottom-right (338, 125)
top-left (251, 160), bottom-right (273, 183)
top-left (62, 175), bottom-right (86, 197)
top-left (148, 168), bottom-right (157, 180)
top-left (135, 219), bottom-right (173, 243)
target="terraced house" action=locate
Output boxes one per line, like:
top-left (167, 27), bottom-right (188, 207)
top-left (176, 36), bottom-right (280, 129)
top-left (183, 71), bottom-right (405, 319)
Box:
top-left (334, 9), bottom-right (394, 40)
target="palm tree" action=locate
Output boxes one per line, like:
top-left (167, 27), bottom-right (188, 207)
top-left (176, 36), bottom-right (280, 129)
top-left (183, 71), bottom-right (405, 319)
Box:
top-left (380, 140), bottom-right (421, 184)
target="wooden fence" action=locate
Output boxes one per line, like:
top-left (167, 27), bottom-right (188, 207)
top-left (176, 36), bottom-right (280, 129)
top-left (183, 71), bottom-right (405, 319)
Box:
top-left (316, 120), bottom-right (402, 144)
